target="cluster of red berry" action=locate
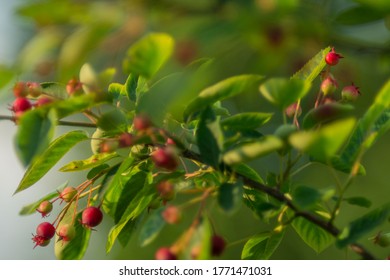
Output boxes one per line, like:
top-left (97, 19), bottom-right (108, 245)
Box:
top-left (285, 47), bottom-right (361, 119)
top-left (111, 114), bottom-right (228, 260)
top-left (10, 78), bottom-right (84, 121)
top-left (32, 186), bottom-right (103, 248)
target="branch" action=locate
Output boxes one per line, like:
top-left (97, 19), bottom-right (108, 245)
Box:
top-left (181, 148), bottom-right (375, 260)
top-left (0, 115), bottom-right (96, 128)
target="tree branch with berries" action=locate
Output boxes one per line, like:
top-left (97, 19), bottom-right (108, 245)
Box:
top-left (2, 33), bottom-right (390, 260)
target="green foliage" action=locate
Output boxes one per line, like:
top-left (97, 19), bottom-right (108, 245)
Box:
top-left (6, 21), bottom-right (390, 261)
top-left (259, 78), bottom-right (311, 109)
top-left (241, 230), bottom-right (285, 260)
top-left (123, 33), bottom-right (174, 78)
top-left (15, 131), bottom-right (88, 194)
top-left (292, 217), bottom-right (335, 253)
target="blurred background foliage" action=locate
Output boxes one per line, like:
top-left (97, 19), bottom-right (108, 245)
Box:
top-left (1, 0), bottom-right (390, 259)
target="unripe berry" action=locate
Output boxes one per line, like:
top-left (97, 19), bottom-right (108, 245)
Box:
top-left (156, 181), bottom-right (175, 201)
top-left (36, 200), bottom-right (53, 217)
top-left (341, 83), bottom-right (360, 102)
top-left (325, 47), bottom-right (343, 66)
top-left (26, 82), bottom-right (42, 98)
top-left (59, 186), bottom-right (77, 202)
top-left (81, 206), bottom-right (103, 228)
top-left (118, 132), bottom-right (134, 148)
top-left (58, 224), bottom-right (76, 242)
top-left (211, 235), bottom-right (226, 257)
top-left (285, 102), bottom-right (301, 118)
top-left (155, 247), bottom-right (177, 260)
top-left (162, 205), bottom-right (181, 224)
top-left (133, 114), bottom-right (152, 131)
top-left (13, 81), bottom-right (28, 97)
top-left (151, 147), bottom-right (179, 171)
top-left (66, 78), bottom-right (83, 96)
top-left (372, 232), bottom-right (390, 248)
top-left (320, 76), bottom-right (338, 96)
top-left (12, 97), bottom-right (32, 113)
top-left (100, 140), bottom-right (118, 153)
top-left (36, 222), bottom-right (56, 240)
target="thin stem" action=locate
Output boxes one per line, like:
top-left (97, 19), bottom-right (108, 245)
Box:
top-left (0, 114), bottom-right (96, 128)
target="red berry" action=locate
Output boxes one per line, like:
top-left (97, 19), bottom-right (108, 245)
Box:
top-left (13, 81), bottom-right (28, 97)
top-left (325, 47), bottom-right (343, 66)
top-left (118, 132), bottom-right (134, 148)
top-left (162, 205), bottom-right (181, 224)
top-left (156, 181), bottom-right (175, 201)
top-left (211, 235), bottom-right (226, 256)
top-left (81, 206), bottom-right (103, 228)
top-left (36, 222), bottom-right (56, 240)
top-left (133, 114), bottom-right (152, 131)
top-left (155, 247), bottom-right (177, 260)
top-left (36, 200), bottom-right (53, 217)
top-left (320, 76), bottom-right (338, 96)
top-left (32, 235), bottom-right (51, 248)
top-left (58, 224), bottom-right (76, 242)
top-left (341, 83), bottom-right (360, 102)
top-left (166, 138), bottom-right (176, 146)
top-left (35, 96), bottom-right (54, 107)
top-left (151, 147), bottom-right (178, 171)
top-left (285, 102), bottom-right (301, 118)
top-left (12, 97), bottom-right (32, 113)
top-left (66, 78), bottom-right (83, 96)
top-left (59, 186), bottom-right (77, 202)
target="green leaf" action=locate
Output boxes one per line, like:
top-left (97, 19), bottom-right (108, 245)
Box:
top-left (101, 158), bottom-right (134, 216)
top-left (344, 196), bottom-right (372, 208)
top-left (15, 131), bottom-right (88, 194)
top-left (184, 75), bottom-right (264, 121)
top-left (97, 109), bottom-right (128, 133)
top-left (241, 230), bottom-right (285, 260)
top-left (291, 47), bottom-right (331, 82)
top-left (292, 185), bottom-right (323, 210)
top-left (124, 73), bottom-right (138, 102)
top-left (259, 78), bottom-right (311, 110)
top-left (223, 136), bottom-right (283, 165)
top-left (87, 164), bottom-right (110, 180)
top-left (19, 190), bottom-right (59, 216)
top-left (303, 103), bottom-right (355, 130)
top-left (243, 187), bottom-right (281, 220)
top-left (337, 203), bottom-right (390, 248)
top-left (289, 118), bottom-right (356, 162)
top-left (15, 109), bottom-right (57, 166)
top-left (196, 106), bottom-right (223, 168)
top-left (138, 208), bottom-right (166, 247)
top-left (59, 153), bottom-right (117, 172)
top-left (340, 80), bottom-right (390, 169)
top-left (292, 217), bottom-right (334, 253)
top-left (221, 112), bottom-right (273, 131)
top-left (123, 32), bottom-right (174, 78)
top-left (106, 179), bottom-right (156, 253)
top-left (40, 82), bottom-right (69, 100)
top-left (118, 217), bottom-right (140, 248)
top-left (218, 179), bottom-right (243, 214)
top-left (233, 163), bottom-right (265, 184)
top-left (55, 203), bottom-right (91, 260)
top-left (192, 217), bottom-right (213, 260)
